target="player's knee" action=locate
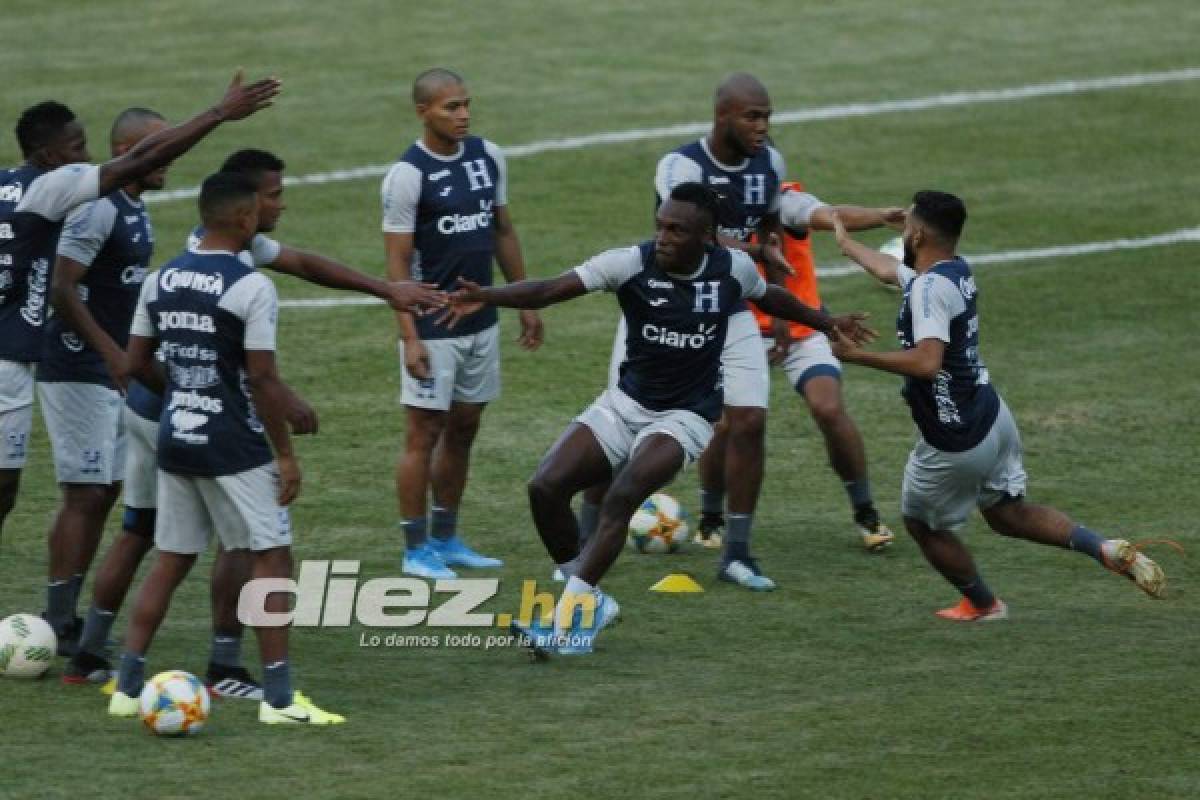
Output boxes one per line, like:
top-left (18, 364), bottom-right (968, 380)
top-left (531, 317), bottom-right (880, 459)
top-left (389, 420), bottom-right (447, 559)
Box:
top-left (64, 483), bottom-right (119, 516)
top-left (807, 396), bottom-right (844, 429)
top-left (526, 471), bottom-right (564, 508)
top-left (982, 500), bottom-right (1024, 536)
top-left (405, 415), bottom-right (446, 452)
top-left (727, 407), bottom-right (766, 443)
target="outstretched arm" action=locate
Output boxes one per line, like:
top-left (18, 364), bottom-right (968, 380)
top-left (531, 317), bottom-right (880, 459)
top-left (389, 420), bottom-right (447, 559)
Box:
top-left (832, 212), bottom-right (902, 286)
top-left (269, 245), bottom-right (444, 312)
top-left (451, 271), bottom-right (588, 312)
top-left (809, 204), bottom-right (905, 232)
top-left (97, 70), bottom-right (281, 197)
top-left (753, 284), bottom-right (877, 345)
top-left (829, 330), bottom-right (944, 381)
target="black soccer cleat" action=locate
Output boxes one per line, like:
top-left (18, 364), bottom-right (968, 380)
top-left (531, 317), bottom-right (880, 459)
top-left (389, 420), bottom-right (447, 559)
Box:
top-left (206, 663), bottom-right (264, 701)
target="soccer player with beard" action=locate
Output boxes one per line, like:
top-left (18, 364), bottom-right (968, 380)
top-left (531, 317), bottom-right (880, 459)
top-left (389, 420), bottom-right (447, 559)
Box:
top-left (829, 191), bottom-right (1165, 619)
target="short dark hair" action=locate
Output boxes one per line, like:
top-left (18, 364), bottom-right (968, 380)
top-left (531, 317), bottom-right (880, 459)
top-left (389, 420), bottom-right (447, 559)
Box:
top-left (668, 181), bottom-right (721, 229)
top-left (109, 107), bottom-right (165, 147)
top-left (412, 67), bottom-right (465, 105)
top-left (15, 101), bottom-right (77, 157)
top-left (911, 190), bottom-right (967, 241)
top-left (220, 148), bottom-right (286, 179)
top-left (198, 171), bottom-right (259, 225)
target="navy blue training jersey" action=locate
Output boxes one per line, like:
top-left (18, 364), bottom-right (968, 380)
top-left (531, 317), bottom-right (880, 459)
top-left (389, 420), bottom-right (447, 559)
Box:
top-left (38, 191), bottom-right (154, 386)
top-left (575, 243), bottom-right (767, 422)
top-left (133, 249), bottom-right (277, 476)
top-left (381, 136), bottom-right (507, 339)
top-left (0, 163), bottom-right (99, 362)
top-left (896, 257), bottom-right (1000, 452)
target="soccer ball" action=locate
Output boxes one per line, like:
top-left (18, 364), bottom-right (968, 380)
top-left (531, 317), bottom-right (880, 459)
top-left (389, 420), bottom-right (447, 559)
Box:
top-left (139, 670), bottom-right (211, 736)
top-left (628, 493), bottom-right (689, 553)
top-left (0, 614), bottom-right (56, 678)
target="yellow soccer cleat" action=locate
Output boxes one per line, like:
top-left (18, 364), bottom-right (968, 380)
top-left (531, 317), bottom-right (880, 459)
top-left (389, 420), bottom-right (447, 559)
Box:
top-left (107, 689), bottom-right (139, 718)
top-left (860, 521), bottom-right (895, 552)
top-left (259, 691), bottom-right (346, 726)
top-left (1103, 539), bottom-right (1166, 598)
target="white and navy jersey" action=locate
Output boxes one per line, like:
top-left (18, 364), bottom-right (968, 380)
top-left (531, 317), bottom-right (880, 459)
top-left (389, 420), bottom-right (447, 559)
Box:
top-left (655, 139), bottom-right (785, 243)
top-left (381, 135), bottom-right (507, 339)
top-left (130, 249), bottom-right (277, 477)
top-left (575, 242), bottom-right (767, 422)
top-left (125, 229), bottom-right (283, 422)
top-left (0, 162), bottom-right (101, 362)
top-left (38, 191), bottom-right (154, 387)
top-left (896, 258), bottom-right (1000, 452)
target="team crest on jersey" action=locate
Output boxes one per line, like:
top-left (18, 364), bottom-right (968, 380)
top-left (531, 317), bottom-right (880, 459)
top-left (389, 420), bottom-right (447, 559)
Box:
top-left (692, 281), bottom-right (721, 312)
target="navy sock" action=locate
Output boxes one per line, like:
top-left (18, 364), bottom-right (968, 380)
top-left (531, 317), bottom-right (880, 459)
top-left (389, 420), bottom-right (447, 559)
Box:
top-left (263, 660), bottom-right (293, 709)
top-left (843, 479), bottom-right (873, 509)
top-left (210, 633), bottom-right (243, 669)
top-left (116, 651), bottom-right (146, 698)
top-left (77, 606), bottom-right (116, 658)
top-left (700, 489), bottom-right (724, 517)
top-left (578, 502), bottom-right (600, 545)
top-left (1067, 524), bottom-right (1107, 565)
top-left (45, 580), bottom-right (74, 634)
top-left (401, 517), bottom-right (428, 549)
top-left (721, 514), bottom-right (753, 563)
top-left (431, 506), bottom-right (457, 542)
top-left (950, 574), bottom-right (997, 610)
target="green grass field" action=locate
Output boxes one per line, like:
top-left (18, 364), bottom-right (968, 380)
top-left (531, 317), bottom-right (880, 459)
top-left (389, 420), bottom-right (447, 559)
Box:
top-left (2, 2), bottom-right (1199, 798)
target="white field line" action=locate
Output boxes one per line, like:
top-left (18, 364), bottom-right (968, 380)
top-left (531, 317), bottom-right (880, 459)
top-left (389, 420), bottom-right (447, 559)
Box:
top-left (147, 67), bottom-right (1200, 205)
top-left (278, 227), bottom-right (1200, 309)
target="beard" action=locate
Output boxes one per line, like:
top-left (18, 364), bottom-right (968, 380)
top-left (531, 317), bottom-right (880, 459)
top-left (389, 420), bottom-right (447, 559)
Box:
top-left (902, 238), bottom-right (916, 267)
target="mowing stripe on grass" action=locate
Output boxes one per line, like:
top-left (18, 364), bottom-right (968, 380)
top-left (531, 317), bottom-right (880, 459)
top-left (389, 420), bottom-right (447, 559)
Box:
top-left (146, 67), bottom-right (1200, 206)
top-left (278, 226), bottom-right (1200, 309)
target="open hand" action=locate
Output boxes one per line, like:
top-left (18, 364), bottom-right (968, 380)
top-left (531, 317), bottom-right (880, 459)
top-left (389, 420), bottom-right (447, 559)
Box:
top-left (216, 69), bottom-right (282, 121)
top-left (276, 453), bottom-right (302, 506)
top-left (831, 312), bottom-right (877, 347)
top-left (761, 233), bottom-right (795, 278)
top-left (438, 277), bottom-right (488, 330)
top-left (384, 281), bottom-right (446, 315)
top-left (518, 310), bottom-right (543, 351)
top-left (767, 318), bottom-right (792, 366)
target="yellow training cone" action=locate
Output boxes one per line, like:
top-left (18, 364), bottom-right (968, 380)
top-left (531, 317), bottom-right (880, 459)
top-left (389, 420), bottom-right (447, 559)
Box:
top-left (650, 573), bottom-right (704, 593)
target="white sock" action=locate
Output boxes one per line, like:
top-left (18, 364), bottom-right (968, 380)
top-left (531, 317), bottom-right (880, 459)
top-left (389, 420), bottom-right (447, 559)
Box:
top-left (556, 576), bottom-right (594, 632)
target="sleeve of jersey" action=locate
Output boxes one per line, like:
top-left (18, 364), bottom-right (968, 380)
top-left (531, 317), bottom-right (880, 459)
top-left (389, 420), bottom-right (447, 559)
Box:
top-left (381, 162), bottom-right (422, 234)
top-left (129, 275), bottom-right (159, 338)
top-left (16, 164), bottom-right (101, 221)
top-left (56, 197), bottom-right (117, 267)
top-left (895, 263), bottom-right (917, 288)
top-left (654, 153), bottom-right (704, 203)
top-left (235, 274), bottom-right (279, 351)
top-left (779, 190), bottom-right (827, 229)
top-left (909, 274), bottom-right (964, 343)
top-left (250, 234), bottom-right (282, 267)
top-left (731, 250), bottom-right (767, 300)
top-left (767, 148), bottom-right (787, 214)
top-left (483, 140), bottom-right (508, 206)
top-left (573, 247), bottom-right (642, 292)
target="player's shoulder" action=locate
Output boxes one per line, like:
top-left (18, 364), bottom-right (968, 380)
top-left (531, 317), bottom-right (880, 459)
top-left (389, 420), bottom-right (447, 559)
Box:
top-left (762, 144), bottom-right (786, 175)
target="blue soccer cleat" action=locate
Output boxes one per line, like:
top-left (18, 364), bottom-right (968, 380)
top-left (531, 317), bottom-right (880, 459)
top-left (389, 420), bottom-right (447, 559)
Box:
top-left (718, 557), bottom-right (777, 591)
top-left (402, 544), bottom-right (457, 580)
top-left (555, 589), bottom-right (620, 656)
top-left (429, 536), bottom-right (503, 568)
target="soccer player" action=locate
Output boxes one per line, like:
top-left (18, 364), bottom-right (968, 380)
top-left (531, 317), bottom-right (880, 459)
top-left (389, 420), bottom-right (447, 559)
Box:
top-left (828, 191), bottom-right (1165, 619)
top-left (35, 108), bottom-right (167, 662)
top-left (590, 73), bottom-right (792, 591)
top-left (67, 147), bottom-right (443, 693)
top-left (447, 182), bottom-right (875, 653)
top-left (752, 181), bottom-right (905, 550)
top-left (382, 68), bottom-right (543, 579)
top-left (108, 171), bottom-right (343, 724)
top-left (0, 70), bottom-right (281, 647)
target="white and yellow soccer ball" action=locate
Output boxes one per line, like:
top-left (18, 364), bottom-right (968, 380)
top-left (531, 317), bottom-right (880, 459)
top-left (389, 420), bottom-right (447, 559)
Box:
top-left (628, 493), bottom-right (689, 554)
top-left (139, 670), bottom-right (211, 736)
top-left (0, 613), bottom-right (57, 678)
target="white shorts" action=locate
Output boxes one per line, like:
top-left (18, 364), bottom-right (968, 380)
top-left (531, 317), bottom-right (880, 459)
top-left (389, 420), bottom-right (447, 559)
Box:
top-left (37, 381), bottom-right (126, 484)
top-left (766, 332), bottom-right (842, 393)
top-left (122, 408), bottom-right (159, 509)
top-left (607, 309), bottom-right (770, 409)
top-left (155, 463), bottom-right (292, 554)
top-left (399, 325), bottom-right (500, 411)
top-left (576, 387), bottom-right (714, 468)
top-left (0, 360), bottom-right (34, 470)
top-left (901, 401), bottom-right (1028, 533)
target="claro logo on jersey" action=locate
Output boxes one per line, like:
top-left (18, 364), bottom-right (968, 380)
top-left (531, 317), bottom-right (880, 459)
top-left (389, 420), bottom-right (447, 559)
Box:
top-left (157, 310), bottom-right (216, 333)
top-left (641, 323), bottom-right (718, 349)
top-left (437, 199), bottom-right (493, 235)
top-left (161, 268), bottom-right (224, 295)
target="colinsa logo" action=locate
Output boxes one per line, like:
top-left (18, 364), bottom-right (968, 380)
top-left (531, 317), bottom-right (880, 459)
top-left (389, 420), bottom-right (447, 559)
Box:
top-left (161, 267), bottom-right (224, 295)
